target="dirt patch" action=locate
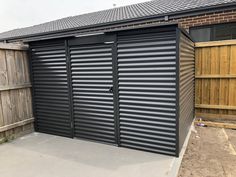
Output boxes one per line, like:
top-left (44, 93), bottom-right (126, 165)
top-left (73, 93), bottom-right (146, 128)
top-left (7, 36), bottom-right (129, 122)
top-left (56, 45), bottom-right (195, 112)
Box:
top-left (178, 126), bottom-right (236, 177)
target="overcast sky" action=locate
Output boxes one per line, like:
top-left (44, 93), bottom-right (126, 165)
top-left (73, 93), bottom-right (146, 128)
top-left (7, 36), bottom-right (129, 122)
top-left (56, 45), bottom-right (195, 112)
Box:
top-left (0, 0), bottom-right (148, 33)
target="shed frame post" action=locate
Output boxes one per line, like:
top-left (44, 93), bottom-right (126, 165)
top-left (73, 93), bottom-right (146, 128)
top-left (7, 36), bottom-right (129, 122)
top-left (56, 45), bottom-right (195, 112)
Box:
top-left (65, 39), bottom-right (74, 138)
top-left (175, 28), bottom-right (181, 157)
top-left (111, 35), bottom-right (120, 146)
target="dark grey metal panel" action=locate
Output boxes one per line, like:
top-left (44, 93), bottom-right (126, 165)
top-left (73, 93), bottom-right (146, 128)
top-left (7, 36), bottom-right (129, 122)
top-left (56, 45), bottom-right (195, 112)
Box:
top-left (178, 31), bottom-right (195, 152)
top-left (117, 28), bottom-right (178, 155)
top-left (29, 25), bottom-right (194, 157)
top-left (70, 43), bottom-right (116, 144)
top-left (30, 40), bottom-right (71, 137)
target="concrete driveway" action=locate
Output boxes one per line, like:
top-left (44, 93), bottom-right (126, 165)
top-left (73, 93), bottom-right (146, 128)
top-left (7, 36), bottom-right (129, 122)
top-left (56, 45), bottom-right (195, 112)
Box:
top-left (0, 133), bottom-right (186, 177)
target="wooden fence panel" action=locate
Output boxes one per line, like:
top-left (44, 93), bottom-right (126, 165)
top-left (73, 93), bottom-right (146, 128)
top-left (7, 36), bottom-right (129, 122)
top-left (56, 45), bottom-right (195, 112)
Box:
top-left (195, 40), bottom-right (236, 122)
top-left (0, 44), bottom-right (33, 142)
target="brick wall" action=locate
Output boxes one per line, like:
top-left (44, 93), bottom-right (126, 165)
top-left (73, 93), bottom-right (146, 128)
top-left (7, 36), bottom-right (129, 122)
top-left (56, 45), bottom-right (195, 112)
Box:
top-left (121, 9), bottom-right (236, 33)
top-left (172, 10), bottom-right (236, 31)
top-left (25, 9), bottom-right (236, 40)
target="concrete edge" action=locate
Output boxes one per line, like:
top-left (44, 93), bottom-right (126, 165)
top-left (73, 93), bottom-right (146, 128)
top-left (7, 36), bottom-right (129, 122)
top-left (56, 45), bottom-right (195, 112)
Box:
top-left (167, 123), bottom-right (194, 177)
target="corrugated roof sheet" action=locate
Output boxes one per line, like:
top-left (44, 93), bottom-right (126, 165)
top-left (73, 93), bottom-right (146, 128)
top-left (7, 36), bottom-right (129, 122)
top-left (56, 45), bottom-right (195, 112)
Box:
top-left (0, 0), bottom-right (235, 40)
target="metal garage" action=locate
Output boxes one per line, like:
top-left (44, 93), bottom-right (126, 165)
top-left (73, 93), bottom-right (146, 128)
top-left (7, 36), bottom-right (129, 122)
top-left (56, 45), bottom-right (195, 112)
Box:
top-left (30, 24), bottom-right (194, 156)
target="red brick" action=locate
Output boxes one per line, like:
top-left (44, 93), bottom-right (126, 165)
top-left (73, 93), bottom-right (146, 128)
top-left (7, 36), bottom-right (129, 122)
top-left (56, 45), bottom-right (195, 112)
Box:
top-left (179, 10), bottom-right (236, 29)
top-left (215, 17), bottom-right (224, 21)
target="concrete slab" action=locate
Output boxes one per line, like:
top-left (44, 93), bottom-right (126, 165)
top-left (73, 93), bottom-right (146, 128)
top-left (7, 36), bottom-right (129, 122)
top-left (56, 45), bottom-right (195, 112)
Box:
top-left (0, 132), bottom-right (187, 177)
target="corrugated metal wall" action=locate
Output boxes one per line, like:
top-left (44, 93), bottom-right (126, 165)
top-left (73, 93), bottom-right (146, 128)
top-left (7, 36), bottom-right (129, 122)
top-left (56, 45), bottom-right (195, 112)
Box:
top-left (29, 25), bottom-right (195, 156)
top-left (178, 32), bottom-right (195, 151)
top-left (69, 43), bottom-right (117, 144)
top-left (30, 40), bottom-right (72, 137)
top-left (117, 28), bottom-right (178, 156)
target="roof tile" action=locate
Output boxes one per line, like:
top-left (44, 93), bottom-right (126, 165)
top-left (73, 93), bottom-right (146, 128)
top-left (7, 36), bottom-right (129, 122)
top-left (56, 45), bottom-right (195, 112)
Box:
top-left (0, 0), bottom-right (235, 40)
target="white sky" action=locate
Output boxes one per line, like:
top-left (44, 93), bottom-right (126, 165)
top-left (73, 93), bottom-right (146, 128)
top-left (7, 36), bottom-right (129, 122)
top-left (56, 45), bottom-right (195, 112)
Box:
top-left (0, 0), bottom-right (148, 33)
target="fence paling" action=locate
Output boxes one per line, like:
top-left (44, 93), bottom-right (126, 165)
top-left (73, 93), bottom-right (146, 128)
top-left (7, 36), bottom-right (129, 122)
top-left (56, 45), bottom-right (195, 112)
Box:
top-left (0, 44), bottom-right (33, 138)
top-left (195, 40), bottom-right (236, 121)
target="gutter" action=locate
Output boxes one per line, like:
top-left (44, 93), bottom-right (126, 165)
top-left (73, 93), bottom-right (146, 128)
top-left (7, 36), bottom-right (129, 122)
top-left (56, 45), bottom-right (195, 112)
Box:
top-left (1, 2), bottom-right (236, 43)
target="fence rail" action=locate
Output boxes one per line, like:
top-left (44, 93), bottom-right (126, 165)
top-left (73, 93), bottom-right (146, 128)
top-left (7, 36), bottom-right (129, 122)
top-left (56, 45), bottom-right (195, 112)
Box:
top-left (195, 40), bottom-right (236, 122)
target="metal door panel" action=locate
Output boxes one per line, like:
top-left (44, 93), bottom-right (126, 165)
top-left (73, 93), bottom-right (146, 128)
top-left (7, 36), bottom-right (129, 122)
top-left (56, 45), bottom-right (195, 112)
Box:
top-left (69, 38), bottom-right (117, 144)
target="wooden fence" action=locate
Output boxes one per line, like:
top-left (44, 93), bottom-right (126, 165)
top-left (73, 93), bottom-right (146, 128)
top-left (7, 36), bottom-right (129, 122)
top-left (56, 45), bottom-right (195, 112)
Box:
top-left (195, 40), bottom-right (236, 123)
top-left (0, 43), bottom-right (34, 142)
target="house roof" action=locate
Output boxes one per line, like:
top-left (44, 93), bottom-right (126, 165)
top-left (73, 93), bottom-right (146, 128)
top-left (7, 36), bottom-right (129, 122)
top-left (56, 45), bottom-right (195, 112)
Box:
top-left (0, 0), bottom-right (236, 42)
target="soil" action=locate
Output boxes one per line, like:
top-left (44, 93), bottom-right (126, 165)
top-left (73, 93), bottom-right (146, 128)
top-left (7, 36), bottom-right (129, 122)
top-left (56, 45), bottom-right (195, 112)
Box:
top-left (178, 126), bottom-right (236, 177)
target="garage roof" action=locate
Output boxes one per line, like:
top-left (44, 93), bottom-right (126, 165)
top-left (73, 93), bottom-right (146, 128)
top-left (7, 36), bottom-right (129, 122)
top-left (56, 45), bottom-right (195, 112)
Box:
top-left (0, 0), bottom-right (236, 42)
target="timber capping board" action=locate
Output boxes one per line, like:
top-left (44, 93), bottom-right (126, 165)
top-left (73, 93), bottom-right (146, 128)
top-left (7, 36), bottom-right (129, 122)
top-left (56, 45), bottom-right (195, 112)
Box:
top-left (194, 120), bottom-right (236, 129)
top-left (195, 113), bottom-right (236, 121)
top-left (195, 40), bottom-right (236, 48)
top-left (0, 43), bottom-right (28, 51)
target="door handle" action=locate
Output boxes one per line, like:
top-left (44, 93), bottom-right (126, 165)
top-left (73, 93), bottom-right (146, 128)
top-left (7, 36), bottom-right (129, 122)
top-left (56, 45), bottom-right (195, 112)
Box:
top-left (109, 86), bottom-right (113, 93)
